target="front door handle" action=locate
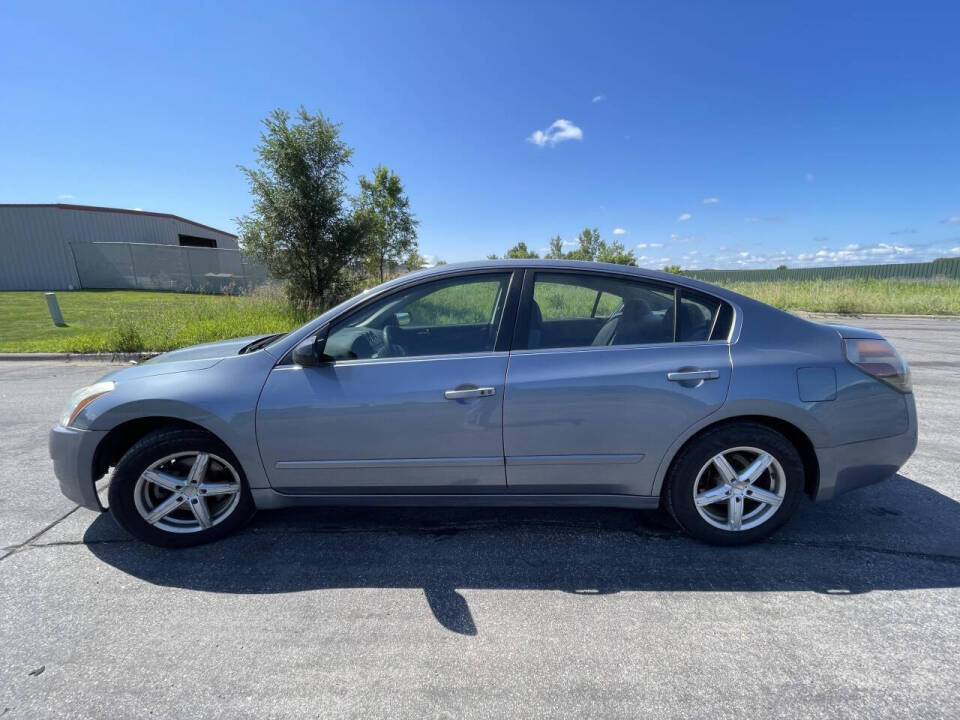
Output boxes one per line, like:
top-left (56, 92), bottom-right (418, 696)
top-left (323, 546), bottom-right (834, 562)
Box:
top-left (444, 387), bottom-right (496, 400)
top-left (667, 369), bottom-right (720, 382)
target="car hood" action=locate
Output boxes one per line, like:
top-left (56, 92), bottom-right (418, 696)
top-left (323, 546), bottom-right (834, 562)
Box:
top-left (144, 335), bottom-right (264, 363)
top-left (99, 335), bottom-right (265, 383)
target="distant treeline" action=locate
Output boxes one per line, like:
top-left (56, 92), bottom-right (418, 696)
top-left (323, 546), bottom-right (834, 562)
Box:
top-left (684, 257), bottom-right (960, 284)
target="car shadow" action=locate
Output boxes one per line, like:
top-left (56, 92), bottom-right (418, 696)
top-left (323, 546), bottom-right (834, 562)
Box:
top-left (85, 474), bottom-right (960, 634)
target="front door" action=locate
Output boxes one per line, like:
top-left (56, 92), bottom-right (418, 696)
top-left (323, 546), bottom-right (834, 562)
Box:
top-left (257, 271), bottom-right (518, 494)
top-left (503, 270), bottom-right (733, 496)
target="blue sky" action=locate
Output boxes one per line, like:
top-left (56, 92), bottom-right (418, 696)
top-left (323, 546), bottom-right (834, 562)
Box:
top-left (2, 0), bottom-right (960, 269)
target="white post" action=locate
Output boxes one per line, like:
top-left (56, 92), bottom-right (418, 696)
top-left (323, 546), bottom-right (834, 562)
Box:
top-left (44, 292), bottom-right (67, 327)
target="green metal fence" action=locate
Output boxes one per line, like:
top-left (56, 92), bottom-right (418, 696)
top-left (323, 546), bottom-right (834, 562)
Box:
top-left (683, 257), bottom-right (960, 284)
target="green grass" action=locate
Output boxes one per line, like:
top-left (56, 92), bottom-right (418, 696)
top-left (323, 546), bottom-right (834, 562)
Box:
top-left (719, 278), bottom-right (960, 315)
top-left (1, 277), bottom-right (958, 353)
top-left (0, 286), bottom-right (304, 353)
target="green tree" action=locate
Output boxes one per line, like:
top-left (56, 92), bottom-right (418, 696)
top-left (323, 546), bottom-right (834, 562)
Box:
top-left (663, 264), bottom-right (683, 274)
top-left (596, 238), bottom-right (637, 266)
top-left (544, 235), bottom-right (565, 259)
top-left (505, 241), bottom-right (539, 259)
top-left (776, 264), bottom-right (788, 271)
top-left (564, 228), bottom-right (636, 265)
top-left (566, 228), bottom-right (602, 261)
top-left (237, 107), bottom-right (371, 312)
top-left (403, 250), bottom-right (427, 272)
top-left (356, 165), bottom-right (419, 283)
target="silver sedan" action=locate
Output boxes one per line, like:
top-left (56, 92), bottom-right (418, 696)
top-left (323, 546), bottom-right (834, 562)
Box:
top-left (50, 260), bottom-right (917, 547)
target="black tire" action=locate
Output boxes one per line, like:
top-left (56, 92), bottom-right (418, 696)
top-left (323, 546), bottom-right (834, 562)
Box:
top-left (108, 427), bottom-right (255, 548)
top-left (664, 422), bottom-right (804, 545)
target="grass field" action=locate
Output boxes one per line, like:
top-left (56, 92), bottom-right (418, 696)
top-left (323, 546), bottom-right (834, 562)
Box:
top-left (1, 277), bottom-right (958, 353)
top-left (722, 278), bottom-right (960, 315)
top-left (0, 286), bottom-right (303, 353)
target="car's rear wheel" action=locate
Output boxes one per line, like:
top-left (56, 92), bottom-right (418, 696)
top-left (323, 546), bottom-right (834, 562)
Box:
top-left (108, 428), bottom-right (255, 548)
top-left (664, 423), bottom-right (804, 545)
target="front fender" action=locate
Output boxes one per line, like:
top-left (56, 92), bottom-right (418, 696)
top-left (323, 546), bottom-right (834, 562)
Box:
top-left (77, 351), bottom-right (277, 490)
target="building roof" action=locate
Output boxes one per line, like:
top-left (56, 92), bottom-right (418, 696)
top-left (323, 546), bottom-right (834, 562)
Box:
top-left (0, 203), bottom-right (238, 238)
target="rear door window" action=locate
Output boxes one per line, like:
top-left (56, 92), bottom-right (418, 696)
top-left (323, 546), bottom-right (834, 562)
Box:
top-left (526, 272), bottom-right (674, 349)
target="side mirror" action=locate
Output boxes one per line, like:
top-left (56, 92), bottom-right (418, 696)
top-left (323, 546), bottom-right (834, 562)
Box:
top-left (395, 312), bottom-right (412, 327)
top-left (292, 335), bottom-right (332, 366)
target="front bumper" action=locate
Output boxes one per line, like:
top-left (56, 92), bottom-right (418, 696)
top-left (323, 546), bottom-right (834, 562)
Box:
top-left (812, 393), bottom-right (919, 502)
top-left (49, 425), bottom-right (108, 511)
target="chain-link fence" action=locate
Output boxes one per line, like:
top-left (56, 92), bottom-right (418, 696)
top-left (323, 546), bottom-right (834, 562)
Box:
top-left (684, 257), bottom-right (960, 284)
top-left (71, 242), bottom-right (269, 294)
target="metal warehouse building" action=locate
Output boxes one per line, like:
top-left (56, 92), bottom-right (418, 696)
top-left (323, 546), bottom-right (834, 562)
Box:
top-left (0, 203), bottom-right (260, 292)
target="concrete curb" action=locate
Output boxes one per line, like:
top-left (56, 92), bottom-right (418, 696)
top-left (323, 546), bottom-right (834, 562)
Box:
top-left (796, 311), bottom-right (960, 321)
top-left (0, 352), bottom-right (159, 363)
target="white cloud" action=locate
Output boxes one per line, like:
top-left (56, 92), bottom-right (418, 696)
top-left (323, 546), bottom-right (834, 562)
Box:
top-left (527, 119), bottom-right (583, 147)
top-left (702, 197), bottom-right (719, 204)
top-left (57, 193), bottom-right (74, 200)
top-left (745, 217), bottom-right (760, 223)
top-left (805, 172), bottom-right (815, 183)
top-left (562, 240), bottom-right (578, 247)
top-left (592, 95), bottom-right (606, 103)
top-left (677, 212), bottom-right (692, 222)
top-left (636, 242), bottom-right (664, 249)
top-left (691, 240), bottom-right (951, 270)
top-left (941, 216), bottom-right (960, 225)
top-left (612, 228), bottom-right (626, 235)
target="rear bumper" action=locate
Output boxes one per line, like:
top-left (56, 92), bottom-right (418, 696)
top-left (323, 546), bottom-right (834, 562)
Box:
top-left (49, 425), bottom-right (108, 511)
top-left (813, 393), bottom-right (918, 502)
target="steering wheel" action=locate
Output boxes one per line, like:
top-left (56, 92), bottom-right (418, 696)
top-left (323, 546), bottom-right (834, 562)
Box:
top-left (383, 325), bottom-right (406, 356)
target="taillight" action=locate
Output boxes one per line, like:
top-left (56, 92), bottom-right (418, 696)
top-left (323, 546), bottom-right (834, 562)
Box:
top-left (844, 338), bottom-right (912, 393)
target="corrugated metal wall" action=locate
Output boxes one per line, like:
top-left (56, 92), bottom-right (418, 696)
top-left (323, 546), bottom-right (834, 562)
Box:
top-left (72, 242), bottom-right (266, 293)
top-left (0, 205), bottom-right (239, 290)
top-left (684, 257), bottom-right (960, 284)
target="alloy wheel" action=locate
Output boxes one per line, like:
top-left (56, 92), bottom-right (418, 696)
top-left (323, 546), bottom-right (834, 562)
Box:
top-left (692, 446), bottom-right (786, 532)
top-left (133, 451), bottom-right (242, 534)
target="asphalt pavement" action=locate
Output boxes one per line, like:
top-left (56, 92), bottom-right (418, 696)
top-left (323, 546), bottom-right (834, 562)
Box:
top-left (1, 315), bottom-right (959, 719)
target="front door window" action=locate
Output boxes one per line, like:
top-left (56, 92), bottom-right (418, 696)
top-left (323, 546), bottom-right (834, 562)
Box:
top-left (324, 273), bottom-right (513, 360)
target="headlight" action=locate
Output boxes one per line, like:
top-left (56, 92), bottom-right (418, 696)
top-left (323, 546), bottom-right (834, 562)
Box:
top-left (60, 381), bottom-right (115, 427)
top-left (844, 339), bottom-right (912, 393)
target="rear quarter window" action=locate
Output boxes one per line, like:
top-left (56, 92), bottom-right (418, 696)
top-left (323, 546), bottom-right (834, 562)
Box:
top-left (678, 291), bottom-right (733, 342)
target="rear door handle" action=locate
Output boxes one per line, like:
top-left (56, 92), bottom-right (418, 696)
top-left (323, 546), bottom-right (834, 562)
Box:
top-left (667, 369), bottom-right (720, 382)
top-left (444, 387), bottom-right (496, 400)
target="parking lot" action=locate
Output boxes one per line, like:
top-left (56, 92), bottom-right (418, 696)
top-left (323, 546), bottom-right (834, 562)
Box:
top-left (1, 315), bottom-right (958, 719)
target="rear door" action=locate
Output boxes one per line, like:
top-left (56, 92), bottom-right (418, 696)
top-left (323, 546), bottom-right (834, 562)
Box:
top-left (503, 270), bottom-right (733, 496)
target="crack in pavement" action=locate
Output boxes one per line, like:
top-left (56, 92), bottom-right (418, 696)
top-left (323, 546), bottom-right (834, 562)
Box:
top-left (0, 505), bottom-right (80, 562)
top-left (8, 519), bottom-right (958, 568)
top-left (763, 537), bottom-right (960, 565)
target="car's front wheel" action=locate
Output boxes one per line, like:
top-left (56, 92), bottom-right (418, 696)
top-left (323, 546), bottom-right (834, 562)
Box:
top-left (108, 427), bottom-right (255, 547)
top-left (664, 423), bottom-right (804, 545)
